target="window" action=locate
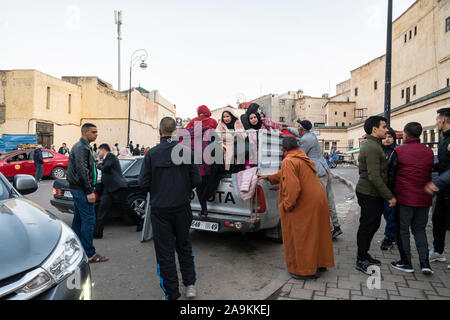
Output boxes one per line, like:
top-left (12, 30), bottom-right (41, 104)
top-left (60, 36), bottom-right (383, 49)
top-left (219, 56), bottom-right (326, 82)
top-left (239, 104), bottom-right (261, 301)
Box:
top-left (423, 131), bottom-right (428, 143)
top-left (404, 34), bottom-right (407, 43)
top-left (325, 142), bottom-right (330, 150)
top-left (413, 85), bottom-right (416, 95)
top-left (9, 152), bottom-right (28, 162)
top-left (446, 17), bottom-right (450, 32)
top-left (123, 160), bottom-right (143, 178)
top-left (348, 139), bottom-right (354, 149)
top-left (431, 130), bottom-right (436, 143)
top-left (402, 89), bottom-right (405, 99)
top-left (336, 122), bottom-right (338, 127)
top-left (42, 151), bottom-right (54, 159)
top-left (332, 142), bottom-right (337, 149)
top-left (344, 112), bottom-right (347, 117)
top-left (46, 87), bottom-right (51, 109)
top-left (335, 111), bottom-right (338, 115)
top-left (414, 26), bottom-right (417, 36)
top-left (342, 122), bottom-right (345, 127)
top-left (279, 100), bottom-right (285, 105)
top-left (68, 94), bottom-right (72, 114)
top-left (0, 103), bottom-right (5, 124)
top-left (447, 78), bottom-right (449, 87)
top-left (279, 117), bottom-right (285, 122)
top-left (355, 88), bottom-right (358, 97)
top-left (409, 30), bottom-right (412, 39)
top-left (374, 81), bottom-right (378, 90)
top-left (406, 87), bottom-right (411, 103)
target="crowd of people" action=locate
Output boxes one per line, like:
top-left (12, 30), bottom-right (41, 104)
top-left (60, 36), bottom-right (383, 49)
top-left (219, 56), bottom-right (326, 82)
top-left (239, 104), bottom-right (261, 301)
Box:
top-left (58, 103), bottom-right (449, 300)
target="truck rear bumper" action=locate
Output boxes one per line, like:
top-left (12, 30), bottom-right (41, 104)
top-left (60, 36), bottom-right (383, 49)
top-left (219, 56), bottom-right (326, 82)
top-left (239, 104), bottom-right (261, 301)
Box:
top-left (191, 211), bottom-right (261, 233)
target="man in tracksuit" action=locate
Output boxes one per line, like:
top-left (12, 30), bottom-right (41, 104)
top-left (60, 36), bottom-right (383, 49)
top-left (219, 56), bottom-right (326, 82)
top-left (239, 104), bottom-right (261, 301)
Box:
top-left (424, 108), bottom-right (450, 266)
top-left (139, 117), bottom-right (202, 300)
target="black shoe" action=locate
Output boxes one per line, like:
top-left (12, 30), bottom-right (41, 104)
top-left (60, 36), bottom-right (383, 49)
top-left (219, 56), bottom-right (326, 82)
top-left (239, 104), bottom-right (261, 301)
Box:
top-left (380, 237), bottom-right (394, 251)
top-left (290, 271), bottom-right (320, 280)
top-left (390, 261), bottom-right (414, 273)
top-left (366, 254), bottom-right (381, 266)
top-left (355, 259), bottom-right (376, 275)
top-left (331, 226), bottom-right (343, 240)
top-left (318, 267), bottom-right (328, 272)
top-left (420, 262), bottom-right (434, 275)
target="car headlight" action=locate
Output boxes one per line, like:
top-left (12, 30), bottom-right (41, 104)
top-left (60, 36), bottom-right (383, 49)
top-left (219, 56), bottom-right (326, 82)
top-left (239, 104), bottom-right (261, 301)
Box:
top-left (41, 222), bottom-right (84, 283)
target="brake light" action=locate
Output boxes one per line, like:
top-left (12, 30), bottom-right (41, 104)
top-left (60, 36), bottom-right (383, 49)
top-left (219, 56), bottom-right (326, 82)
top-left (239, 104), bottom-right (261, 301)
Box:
top-left (52, 188), bottom-right (57, 195)
top-left (53, 188), bottom-right (64, 197)
top-left (252, 185), bottom-right (266, 214)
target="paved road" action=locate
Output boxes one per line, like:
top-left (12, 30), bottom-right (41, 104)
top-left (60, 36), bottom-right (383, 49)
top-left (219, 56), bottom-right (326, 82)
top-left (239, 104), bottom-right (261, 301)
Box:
top-left (26, 176), bottom-right (354, 300)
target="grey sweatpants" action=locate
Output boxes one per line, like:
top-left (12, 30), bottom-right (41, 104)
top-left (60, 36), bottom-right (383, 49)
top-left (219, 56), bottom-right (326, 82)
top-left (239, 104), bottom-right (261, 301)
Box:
top-left (397, 204), bottom-right (430, 266)
top-left (319, 173), bottom-right (340, 228)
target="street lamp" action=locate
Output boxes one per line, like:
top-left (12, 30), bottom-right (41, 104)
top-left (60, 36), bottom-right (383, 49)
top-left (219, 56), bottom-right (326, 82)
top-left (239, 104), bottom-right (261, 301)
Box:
top-left (114, 10), bottom-right (123, 91)
top-left (127, 49), bottom-right (149, 148)
top-left (384, 0), bottom-right (393, 127)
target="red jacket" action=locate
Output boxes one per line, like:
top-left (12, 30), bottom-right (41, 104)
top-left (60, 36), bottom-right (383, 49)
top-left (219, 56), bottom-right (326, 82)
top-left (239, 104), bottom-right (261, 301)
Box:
top-left (185, 105), bottom-right (218, 129)
top-left (393, 138), bottom-right (434, 207)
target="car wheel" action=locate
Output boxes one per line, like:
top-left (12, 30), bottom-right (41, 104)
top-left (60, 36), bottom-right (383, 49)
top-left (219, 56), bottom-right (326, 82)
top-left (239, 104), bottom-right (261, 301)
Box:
top-left (124, 194), bottom-right (146, 225)
top-left (51, 167), bottom-right (66, 179)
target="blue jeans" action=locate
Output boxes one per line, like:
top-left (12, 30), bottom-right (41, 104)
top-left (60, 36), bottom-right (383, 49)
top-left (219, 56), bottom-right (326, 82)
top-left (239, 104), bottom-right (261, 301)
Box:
top-left (383, 201), bottom-right (396, 240)
top-left (71, 188), bottom-right (96, 258)
top-left (35, 164), bottom-right (44, 182)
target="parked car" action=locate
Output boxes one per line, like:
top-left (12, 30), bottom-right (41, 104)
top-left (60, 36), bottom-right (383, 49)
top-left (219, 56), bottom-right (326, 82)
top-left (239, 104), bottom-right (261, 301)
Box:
top-left (0, 173), bottom-right (91, 300)
top-left (50, 157), bottom-right (146, 225)
top-left (0, 149), bottom-right (68, 180)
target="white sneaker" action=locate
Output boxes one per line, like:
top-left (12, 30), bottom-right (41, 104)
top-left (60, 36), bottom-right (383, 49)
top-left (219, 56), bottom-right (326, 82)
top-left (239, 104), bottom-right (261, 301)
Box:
top-left (429, 249), bottom-right (447, 262)
top-left (448, 264), bottom-right (450, 270)
top-left (185, 285), bottom-right (196, 299)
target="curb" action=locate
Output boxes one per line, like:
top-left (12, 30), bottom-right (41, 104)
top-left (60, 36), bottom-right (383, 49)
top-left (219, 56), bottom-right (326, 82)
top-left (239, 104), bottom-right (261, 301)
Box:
top-left (249, 271), bottom-right (291, 300)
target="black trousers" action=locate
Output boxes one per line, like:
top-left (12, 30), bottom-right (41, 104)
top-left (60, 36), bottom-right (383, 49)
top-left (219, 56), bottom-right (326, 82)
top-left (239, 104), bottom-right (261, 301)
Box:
top-left (432, 191), bottom-right (450, 254)
top-left (356, 192), bottom-right (385, 260)
top-left (94, 188), bottom-right (128, 238)
top-left (151, 206), bottom-right (197, 300)
top-left (395, 205), bottom-right (430, 266)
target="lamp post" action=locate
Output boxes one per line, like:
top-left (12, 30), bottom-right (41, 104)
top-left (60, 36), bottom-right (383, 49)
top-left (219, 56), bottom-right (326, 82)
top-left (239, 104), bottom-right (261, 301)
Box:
top-left (384, 0), bottom-right (393, 127)
top-left (114, 10), bottom-right (123, 91)
top-left (127, 49), bottom-right (148, 148)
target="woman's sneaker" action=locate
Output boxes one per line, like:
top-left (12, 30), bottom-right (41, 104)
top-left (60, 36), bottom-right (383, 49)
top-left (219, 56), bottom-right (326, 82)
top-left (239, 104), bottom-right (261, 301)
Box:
top-left (429, 249), bottom-right (447, 262)
top-left (390, 261), bottom-right (414, 273)
top-left (185, 285), bottom-right (196, 299)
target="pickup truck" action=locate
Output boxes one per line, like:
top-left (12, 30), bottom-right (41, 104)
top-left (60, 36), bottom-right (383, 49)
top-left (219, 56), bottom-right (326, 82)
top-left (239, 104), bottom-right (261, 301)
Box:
top-left (142, 130), bottom-right (284, 242)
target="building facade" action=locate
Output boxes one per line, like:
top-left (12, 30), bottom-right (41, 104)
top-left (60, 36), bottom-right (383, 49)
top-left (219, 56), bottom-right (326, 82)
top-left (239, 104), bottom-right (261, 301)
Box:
top-left (0, 69), bottom-right (175, 151)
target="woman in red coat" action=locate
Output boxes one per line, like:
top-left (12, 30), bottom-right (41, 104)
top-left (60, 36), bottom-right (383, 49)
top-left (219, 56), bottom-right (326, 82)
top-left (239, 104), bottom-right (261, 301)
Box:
top-left (185, 105), bottom-right (218, 129)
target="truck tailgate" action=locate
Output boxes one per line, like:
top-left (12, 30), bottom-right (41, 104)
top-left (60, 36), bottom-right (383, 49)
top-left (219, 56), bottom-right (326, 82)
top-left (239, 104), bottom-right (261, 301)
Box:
top-left (190, 177), bottom-right (253, 217)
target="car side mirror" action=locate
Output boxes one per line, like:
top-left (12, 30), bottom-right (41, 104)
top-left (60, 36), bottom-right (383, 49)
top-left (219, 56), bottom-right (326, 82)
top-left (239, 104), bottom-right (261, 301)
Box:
top-left (6, 158), bottom-right (12, 163)
top-left (13, 175), bottom-right (38, 195)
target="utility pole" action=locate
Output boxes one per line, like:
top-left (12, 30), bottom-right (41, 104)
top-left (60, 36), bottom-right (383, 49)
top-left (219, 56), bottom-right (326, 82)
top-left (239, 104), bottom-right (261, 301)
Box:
top-left (384, 0), bottom-right (393, 127)
top-left (114, 10), bottom-right (123, 91)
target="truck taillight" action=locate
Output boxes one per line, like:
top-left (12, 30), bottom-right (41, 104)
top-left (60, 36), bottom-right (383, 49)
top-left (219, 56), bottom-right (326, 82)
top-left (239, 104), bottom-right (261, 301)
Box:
top-left (252, 185), bottom-right (266, 214)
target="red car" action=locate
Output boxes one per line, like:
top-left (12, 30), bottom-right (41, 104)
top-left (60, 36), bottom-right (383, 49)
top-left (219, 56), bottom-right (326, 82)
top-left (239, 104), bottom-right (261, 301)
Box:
top-left (0, 149), bottom-right (68, 179)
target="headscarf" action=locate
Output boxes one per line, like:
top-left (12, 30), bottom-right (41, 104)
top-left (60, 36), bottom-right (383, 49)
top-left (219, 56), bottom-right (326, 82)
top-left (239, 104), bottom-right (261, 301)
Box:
top-left (197, 105), bottom-right (212, 117)
top-left (221, 110), bottom-right (238, 130)
top-left (241, 103), bottom-right (262, 130)
top-left (119, 147), bottom-right (130, 157)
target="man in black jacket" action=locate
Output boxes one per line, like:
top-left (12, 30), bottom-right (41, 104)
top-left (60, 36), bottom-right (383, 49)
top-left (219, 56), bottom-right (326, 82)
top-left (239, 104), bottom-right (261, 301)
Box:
top-left (33, 146), bottom-right (44, 182)
top-left (139, 117), bottom-right (201, 300)
top-left (67, 123), bottom-right (108, 263)
top-left (424, 108), bottom-right (450, 264)
top-left (95, 143), bottom-right (129, 238)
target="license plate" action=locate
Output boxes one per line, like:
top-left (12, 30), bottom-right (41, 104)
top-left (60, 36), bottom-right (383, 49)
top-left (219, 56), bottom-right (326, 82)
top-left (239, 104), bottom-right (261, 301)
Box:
top-left (64, 191), bottom-right (73, 199)
top-left (191, 220), bottom-right (219, 232)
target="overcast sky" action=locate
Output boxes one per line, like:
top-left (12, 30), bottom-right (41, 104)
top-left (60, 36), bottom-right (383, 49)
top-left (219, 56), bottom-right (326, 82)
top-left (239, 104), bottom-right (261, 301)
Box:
top-left (0, 0), bottom-right (416, 118)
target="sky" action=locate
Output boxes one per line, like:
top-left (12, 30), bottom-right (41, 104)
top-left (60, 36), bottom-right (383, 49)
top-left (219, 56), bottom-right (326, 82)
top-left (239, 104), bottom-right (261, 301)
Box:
top-left (0, 0), bottom-right (416, 118)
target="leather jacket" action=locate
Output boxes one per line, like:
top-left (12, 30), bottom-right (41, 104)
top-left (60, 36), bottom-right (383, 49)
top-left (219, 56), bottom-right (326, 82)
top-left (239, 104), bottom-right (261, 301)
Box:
top-left (67, 138), bottom-right (96, 194)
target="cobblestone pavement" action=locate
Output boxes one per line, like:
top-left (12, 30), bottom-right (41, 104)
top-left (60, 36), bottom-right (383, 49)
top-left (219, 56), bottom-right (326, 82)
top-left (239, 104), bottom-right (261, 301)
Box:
top-left (272, 166), bottom-right (450, 301)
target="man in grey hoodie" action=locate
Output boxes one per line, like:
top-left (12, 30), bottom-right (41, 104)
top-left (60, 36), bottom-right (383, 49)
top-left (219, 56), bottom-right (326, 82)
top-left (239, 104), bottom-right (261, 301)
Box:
top-left (297, 120), bottom-right (343, 240)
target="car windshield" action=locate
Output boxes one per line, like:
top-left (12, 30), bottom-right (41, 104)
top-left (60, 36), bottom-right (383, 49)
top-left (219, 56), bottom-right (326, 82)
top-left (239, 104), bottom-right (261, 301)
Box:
top-left (0, 151), bottom-right (15, 160)
top-left (119, 159), bottom-right (135, 173)
top-left (123, 159), bottom-right (143, 178)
